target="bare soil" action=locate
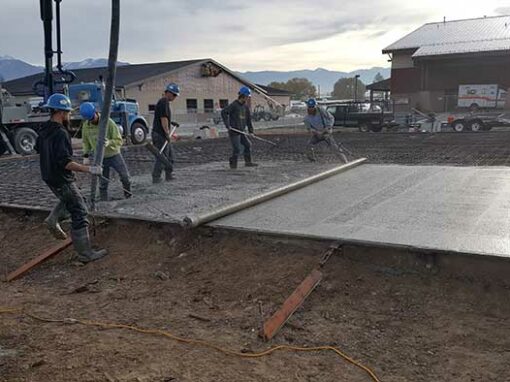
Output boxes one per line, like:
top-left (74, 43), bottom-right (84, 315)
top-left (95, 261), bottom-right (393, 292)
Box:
top-left (1, 210), bottom-right (509, 382)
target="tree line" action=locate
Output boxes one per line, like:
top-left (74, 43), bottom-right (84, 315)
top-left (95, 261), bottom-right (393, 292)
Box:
top-left (268, 72), bottom-right (385, 100)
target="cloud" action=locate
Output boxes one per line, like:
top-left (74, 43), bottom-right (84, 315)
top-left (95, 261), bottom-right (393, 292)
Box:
top-left (0, 0), bottom-right (505, 71)
top-left (495, 7), bottom-right (510, 15)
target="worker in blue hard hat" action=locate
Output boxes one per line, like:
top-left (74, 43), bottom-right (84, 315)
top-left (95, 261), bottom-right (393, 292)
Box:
top-left (80, 102), bottom-right (132, 201)
top-left (221, 86), bottom-right (258, 169)
top-left (304, 98), bottom-right (348, 163)
top-left (35, 93), bottom-right (107, 264)
top-left (151, 83), bottom-right (180, 183)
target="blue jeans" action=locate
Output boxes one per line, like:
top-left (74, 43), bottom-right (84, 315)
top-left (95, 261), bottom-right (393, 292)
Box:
top-left (99, 153), bottom-right (131, 198)
top-left (229, 131), bottom-right (252, 160)
top-left (48, 182), bottom-right (89, 230)
top-left (151, 133), bottom-right (174, 180)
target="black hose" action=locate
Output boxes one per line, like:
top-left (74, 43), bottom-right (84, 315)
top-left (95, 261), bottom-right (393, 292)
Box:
top-left (89, 0), bottom-right (120, 211)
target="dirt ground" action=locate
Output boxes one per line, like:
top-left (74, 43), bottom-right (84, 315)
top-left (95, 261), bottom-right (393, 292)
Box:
top-left (1, 210), bottom-right (509, 382)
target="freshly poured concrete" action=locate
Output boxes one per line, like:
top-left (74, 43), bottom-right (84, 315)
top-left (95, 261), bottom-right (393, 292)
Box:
top-left (213, 165), bottom-right (510, 258)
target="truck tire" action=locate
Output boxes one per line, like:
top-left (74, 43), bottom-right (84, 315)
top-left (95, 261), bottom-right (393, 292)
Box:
top-left (130, 122), bottom-right (147, 145)
top-left (252, 113), bottom-right (261, 122)
top-left (263, 112), bottom-right (272, 122)
top-left (14, 127), bottom-right (38, 155)
top-left (452, 120), bottom-right (466, 132)
top-left (469, 119), bottom-right (484, 132)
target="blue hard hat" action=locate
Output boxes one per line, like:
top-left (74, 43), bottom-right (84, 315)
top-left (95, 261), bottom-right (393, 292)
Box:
top-left (239, 86), bottom-right (252, 97)
top-left (43, 93), bottom-right (72, 111)
top-left (79, 102), bottom-right (96, 121)
top-left (165, 83), bottom-right (180, 96)
top-left (306, 98), bottom-right (317, 108)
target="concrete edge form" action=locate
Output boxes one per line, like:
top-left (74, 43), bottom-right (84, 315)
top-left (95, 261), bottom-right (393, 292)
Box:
top-left (182, 157), bottom-right (367, 228)
top-left (0, 204), bottom-right (181, 225)
top-left (209, 224), bottom-right (510, 261)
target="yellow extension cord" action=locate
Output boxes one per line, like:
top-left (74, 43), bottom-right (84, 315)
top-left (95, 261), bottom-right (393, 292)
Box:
top-left (0, 307), bottom-right (381, 382)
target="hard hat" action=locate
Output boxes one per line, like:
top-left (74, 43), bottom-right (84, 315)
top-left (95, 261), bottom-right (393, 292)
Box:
top-left (165, 83), bottom-right (180, 96)
top-left (306, 98), bottom-right (317, 108)
top-left (79, 102), bottom-right (97, 121)
top-left (239, 86), bottom-right (252, 97)
top-left (43, 93), bottom-right (72, 111)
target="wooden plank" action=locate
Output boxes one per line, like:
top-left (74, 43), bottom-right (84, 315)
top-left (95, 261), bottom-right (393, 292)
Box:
top-left (6, 238), bottom-right (72, 282)
top-left (261, 269), bottom-right (323, 341)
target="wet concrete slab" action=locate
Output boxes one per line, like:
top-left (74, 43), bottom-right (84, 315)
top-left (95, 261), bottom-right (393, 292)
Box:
top-left (93, 160), bottom-right (339, 223)
top-left (212, 164), bottom-right (510, 258)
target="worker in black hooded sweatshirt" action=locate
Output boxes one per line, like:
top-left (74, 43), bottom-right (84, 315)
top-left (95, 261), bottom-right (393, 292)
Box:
top-left (35, 93), bottom-right (107, 264)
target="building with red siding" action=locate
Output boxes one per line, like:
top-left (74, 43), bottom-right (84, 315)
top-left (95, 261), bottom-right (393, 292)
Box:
top-left (383, 15), bottom-right (510, 113)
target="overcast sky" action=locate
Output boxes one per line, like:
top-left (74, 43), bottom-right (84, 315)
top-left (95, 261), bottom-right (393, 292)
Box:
top-left (1, 0), bottom-right (508, 71)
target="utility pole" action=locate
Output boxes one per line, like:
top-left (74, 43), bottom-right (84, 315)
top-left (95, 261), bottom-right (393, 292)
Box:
top-left (354, 74), bottom-right (360, 101)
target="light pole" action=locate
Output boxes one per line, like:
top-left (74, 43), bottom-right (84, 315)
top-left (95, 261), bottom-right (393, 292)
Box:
top-left (354, 74), bottom-right (360, 101)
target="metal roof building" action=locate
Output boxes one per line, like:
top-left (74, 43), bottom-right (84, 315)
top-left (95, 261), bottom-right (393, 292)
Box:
top-left (383, 16), bottom-right (510, 112)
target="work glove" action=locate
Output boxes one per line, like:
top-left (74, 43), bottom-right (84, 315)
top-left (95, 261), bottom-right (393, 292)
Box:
top-left (171, 121), bottom-right (180, 128)
top-left (89, 165), bottom-right (103, 176)
top-left (83, 157), bottom-right (90, 165)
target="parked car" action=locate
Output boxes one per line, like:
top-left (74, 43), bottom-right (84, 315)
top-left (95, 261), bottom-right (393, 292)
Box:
top-left (325, 101), bottom-right (395, 132)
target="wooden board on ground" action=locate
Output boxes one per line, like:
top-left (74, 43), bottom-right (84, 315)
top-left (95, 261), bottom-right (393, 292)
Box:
top-left (5, 238), bottom-right (72, 282)
top-left (261, 268), bottom-right (323, 341)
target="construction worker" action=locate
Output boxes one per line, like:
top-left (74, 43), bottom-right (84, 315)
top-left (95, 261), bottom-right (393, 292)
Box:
top-left (35, 93), bottom-right (107, 264)
top-left (221, 86), bottom-right (258, 169)
top-left (79, 102), bottom-right (132, 201)
top-left (152, 83), bottom-right (180, 183)
top-left (304, 98), bottom-right (348, 163)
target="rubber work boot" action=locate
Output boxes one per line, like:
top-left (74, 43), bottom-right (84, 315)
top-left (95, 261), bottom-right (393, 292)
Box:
top-left (165, 172), bottom-right (175, 181)
top-left (229, 157), bottom-right (238, 169)
top-left (123, 182), bottom-right (132, 199)
top-left (44, 208), bottom-right (67, 240)
top-left (71, 227), bottom-right (108, 264)
top-left (244, 154), bottom-right (258, 167)
top-left (152, 177), bottom-right (162, 184)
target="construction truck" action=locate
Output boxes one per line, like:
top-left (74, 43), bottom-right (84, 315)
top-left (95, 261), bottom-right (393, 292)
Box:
top-left (0, 83), bottom-right (148, 156)
top-left (0, 0), bottom-right (147, 156)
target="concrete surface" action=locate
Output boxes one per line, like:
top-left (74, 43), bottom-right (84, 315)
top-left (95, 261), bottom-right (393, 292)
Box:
top-left (94, 160), bottom-right (339, 222)
top-left (213, 164), bottom-right (510, 258)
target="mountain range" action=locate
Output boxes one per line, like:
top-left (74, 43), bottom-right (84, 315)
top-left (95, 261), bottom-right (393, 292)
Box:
top-left (0, 56), bottom-right (128, 82)
top-left (0, 55), bottom-right (389, 93)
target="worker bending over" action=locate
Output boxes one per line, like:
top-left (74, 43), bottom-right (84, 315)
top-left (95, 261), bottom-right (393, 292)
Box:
top-left (304, 98), bottom-right (348, 163)
top-left (80, 102), bottom-right (131, 201)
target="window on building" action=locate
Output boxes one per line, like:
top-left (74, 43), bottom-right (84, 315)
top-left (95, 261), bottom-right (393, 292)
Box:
top-left (219, 99), bottom-right (229, 109)
top-left (148, 104), bottom-right (156, 112)
top-left (186, 99), bottom-right (198, 114)
top-left (204, 99), bottom-right (214, 113)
